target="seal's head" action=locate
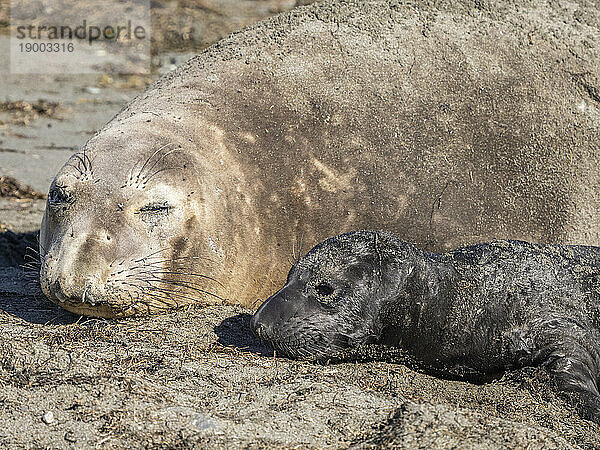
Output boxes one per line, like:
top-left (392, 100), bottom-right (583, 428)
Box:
top-left (38, 117), bottom-right (231, 318)
top-left (251, 231), bottom-right (416, 361)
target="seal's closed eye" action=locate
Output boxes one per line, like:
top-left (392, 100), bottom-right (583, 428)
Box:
top-left (135, 202), bottom-right (174, 229)
top-left (136, 202), bottom-right (172, 215)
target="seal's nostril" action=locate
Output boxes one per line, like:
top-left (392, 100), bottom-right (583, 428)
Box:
top-left (251, 314), bottom-right (267, 340)
top-left (52, 279), bottom-right (68, 302)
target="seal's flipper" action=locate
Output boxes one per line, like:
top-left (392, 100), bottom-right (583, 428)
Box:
top-left (544, 340), bottom-right (600, 424)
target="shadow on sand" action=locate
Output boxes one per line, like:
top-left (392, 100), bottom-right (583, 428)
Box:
top-left (214, 313), bottom-right (274, 357)
top-left (0, 229), bottom-right (81, 325)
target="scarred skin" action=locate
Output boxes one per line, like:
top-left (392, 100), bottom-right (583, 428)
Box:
top-left (251, 231), bottom-right (600, 423)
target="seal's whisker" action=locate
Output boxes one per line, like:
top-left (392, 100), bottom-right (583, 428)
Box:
top-left (140, 255), bottom-right (220, 265)
top-left (72, 153), bottom-right (89, 173)
top-left (65, 163), bottom-right (84, 176)
top-left (20, 266), bottom-right (41, 276)
top-left (124, 266), bottom-right (157, 275)
top-left (140, 278), bottom-right (224, 301)
top-left (130, 260), bottom-right (167, 268)
top-left (290, 232), bottom-right (305, 264)
top-left (143, 288), bottom-right (199, 306)
top-left (82, 149), bottom-right (93, 173)
top-left (148, 271), bottom-right (224, 287)
top-left (37, 236), bottom-right (47, 256)
top-left (296, 232), bottom-right (305, 262)
top-left (24, 253), bottom-right (42, 268)
top-left (121, 281), bottom-right (151, 292)
top-left (142, 167), bottom-right (180, 185)
top-left (21, 272), bottom-right (40, 282)
top-left (21, 251), bottom-right (41, 270)
top-left (122, 276), bottom-right (198, 292)
top-left (23, 255), bottom-right (41, 265)
top-left (141, 149), bottom-right (182, 182)
top-left (118, 283), bottom-right (181, 308)
top-left (133, 247), bottom-right (169, 263)
top-left (291, 239), bottom-right (297, 264)
top-left (25, 246), bottom-right (41, 257)
top-left (136, 275), bottom-right (220, 292)
top-left (139, 291), bottom-right (181, 308)
top-left (142, 276), bottom-right (219, 294)
top-left (136, 142), bottom-right (177, 181)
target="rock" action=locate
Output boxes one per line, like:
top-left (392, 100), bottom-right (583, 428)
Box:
top-left (84, 86), bottom-right (101, 95)
top-left (64, 431), bottom-right (77, 443)
top-left (41, 411), bottom-right (54, 424)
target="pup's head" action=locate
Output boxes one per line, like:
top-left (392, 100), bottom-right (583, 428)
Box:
top-left (251, 231), bottom-right (415, 361)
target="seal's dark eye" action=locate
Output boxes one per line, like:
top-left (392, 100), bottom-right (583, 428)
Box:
top-left (48, 186), bottom-right (71, 206)
top-left (315, 283), bottom-right (334, 296)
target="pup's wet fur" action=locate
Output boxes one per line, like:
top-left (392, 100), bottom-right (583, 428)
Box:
top-left (252, 230), bottom-right (600, 423)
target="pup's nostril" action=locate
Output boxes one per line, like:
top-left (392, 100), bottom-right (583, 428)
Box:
top-left (251, 314), bottom-right (268, 340)
top-left (255, 324), bottom-right (266, 339)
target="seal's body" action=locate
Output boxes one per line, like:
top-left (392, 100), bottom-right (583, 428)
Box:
top-left (39, 0), bottom-right (600, 317)
top-left (251, 231), bottom-right (600, 423)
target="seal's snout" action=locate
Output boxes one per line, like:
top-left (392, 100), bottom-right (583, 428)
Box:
top-left (42, 255), bottom-right (105, 307)
top-left (251, 289), bottom-right (296, 342)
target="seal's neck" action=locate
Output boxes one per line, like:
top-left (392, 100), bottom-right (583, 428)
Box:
top-left (376, 247), bottom-right (456, 351)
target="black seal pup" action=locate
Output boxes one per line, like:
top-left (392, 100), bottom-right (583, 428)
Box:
top-left (251, 231), bottom-right (600, 423)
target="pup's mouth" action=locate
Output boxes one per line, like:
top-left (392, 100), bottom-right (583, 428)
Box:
top-left (251, 322), bottom-right (362, 362)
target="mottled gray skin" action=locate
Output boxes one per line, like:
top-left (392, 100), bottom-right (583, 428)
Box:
top-left (40, 0), bottom-right (600, 317)
top-left (251, 231), bottom-right (600, 423)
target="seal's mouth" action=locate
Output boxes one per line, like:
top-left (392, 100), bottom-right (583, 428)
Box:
top-left (38, 243), bottom-right (224, 317)
top-left (255, 328), bottom-right (352, 362)
top-left (49, 280), bottom-right (100, 306)
top-left (41, 277), bottom-right (119, 317)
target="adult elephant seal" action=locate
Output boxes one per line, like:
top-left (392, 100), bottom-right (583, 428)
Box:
top-left (251, 230), bottom-right (600, 424)
top-left (40, 0), bottom-right (600, 317)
